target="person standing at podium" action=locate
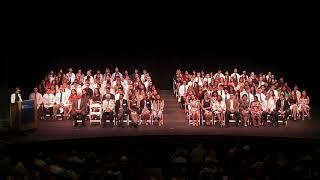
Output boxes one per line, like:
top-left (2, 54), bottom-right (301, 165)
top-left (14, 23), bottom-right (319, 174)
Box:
top-left (11, 87), bottom-right (22, 103)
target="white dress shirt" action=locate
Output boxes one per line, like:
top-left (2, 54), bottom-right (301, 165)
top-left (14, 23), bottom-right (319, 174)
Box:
top-left (29, 92), bottom-right (43, 109)
top-left (262, 98), bottom-right (275, 112)
top-left (141, 74), bottom-right (146, 82)
top-left (102, 99), bottom-right (115, 112)
top-left (217, 90), bottom-right (225, 97)
top-left (179, 85), bottom-right (187, 96)
top-left (230, 99), bottom-right (234, 111)
top-left (240, 90), bottom-right (246, 99)
top-left (214, 73), bottom-right (225, 79)
top-left (55, 92), bottom-right (69, 106)
top-left (247, 93), bottom-right (254, 103)
top-left (230, 73), bottom-right (240, 81)
top-left (64, 88), bottom-right (71, 98)
top-left (258, 81), bottom-right (265, 88)
top-left (212, 101), bottom-right (226, 112)
top-left (144, 81), bottom-right (150, 89)
top-left (67, 73), bottom-right (76, 84)
top-left (42, 93), bottom-right (56, 108)
top-left (71, 85), bottom-right (83, 95)
top-left (255, 93), bottom-right (266, 104)
top-left (204, 77), bottom-right (212, 84)
top-left (111, 72), bottom-right (123, 81)
top-left (223, 93), bottom-right (230, 102)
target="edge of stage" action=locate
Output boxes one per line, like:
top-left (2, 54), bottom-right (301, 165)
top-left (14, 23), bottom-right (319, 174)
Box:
top-left (6, 115), bottom-right (320, 144)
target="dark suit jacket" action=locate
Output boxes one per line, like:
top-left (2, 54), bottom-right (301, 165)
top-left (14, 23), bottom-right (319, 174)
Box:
top-left (72, 97), bottom-right (88, 114)
top-left (115, 99), bottom-right (128, 114)
top-left (140, 99), bottom-right (152, 111)
top-left (276, 99), bottom-right (289, 112)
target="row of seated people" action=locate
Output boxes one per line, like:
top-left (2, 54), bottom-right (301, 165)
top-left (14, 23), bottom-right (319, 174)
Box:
top-left (187, 92), bottom-right (298, 127)
top-left (38, 67), bottom-right (153, 95)
top-left (174, 68), bottom-right (310, 127)
top-left (28, 67), bottom-right (164, 127)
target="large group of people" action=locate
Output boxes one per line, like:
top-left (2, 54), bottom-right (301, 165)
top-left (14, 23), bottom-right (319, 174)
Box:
top-left (174, 68), bottom-right (311, 127)
top-left (24, 67), bottom-right (164, 127)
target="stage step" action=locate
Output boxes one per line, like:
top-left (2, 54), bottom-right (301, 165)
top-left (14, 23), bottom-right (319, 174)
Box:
top-left (159, 90), bottom-right (187, 126)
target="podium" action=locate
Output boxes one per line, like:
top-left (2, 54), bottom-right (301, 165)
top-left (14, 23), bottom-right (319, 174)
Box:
top-left (10, 100), bottom-right (38, 131)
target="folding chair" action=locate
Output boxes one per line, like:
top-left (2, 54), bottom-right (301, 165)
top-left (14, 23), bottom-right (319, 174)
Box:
top-left (151, 112), bottom-right (164, 126)
top-left (187, 105), bottom-right (200, 126)
top-left (201, 109), bottom-right (214, 126)
top-left (89, 103), bottom-right (102, 125)
top-left (139, 113), bottom-right (153, 125)
top-left (213, 111), bottom-right (223, 126)
top-left (278, 114), bottom-right (288, 127)
top-left (265, 113), bottom-right (273, 126)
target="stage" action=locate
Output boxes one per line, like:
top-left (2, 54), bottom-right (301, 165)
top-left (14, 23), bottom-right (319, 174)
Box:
top-left (2, 90), bottom-right (318, 144)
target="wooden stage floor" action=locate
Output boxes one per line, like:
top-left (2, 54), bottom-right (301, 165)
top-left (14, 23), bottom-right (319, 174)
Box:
top-left (3, 90), bottom-right (320, 144)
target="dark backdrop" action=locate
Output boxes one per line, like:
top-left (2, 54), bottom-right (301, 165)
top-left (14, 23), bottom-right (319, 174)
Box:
top-left (3, 29), bottom-right (319, 117)
top-left (7, 53), bottom-right (318, 102)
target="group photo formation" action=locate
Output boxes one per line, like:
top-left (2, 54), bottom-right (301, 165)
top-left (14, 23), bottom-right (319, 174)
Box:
top-left (173, 68), bottom-right (311, 127)
top-left (22, 67), bottom-right (165, 128)
top-left (3, 33), bottom-right (320, 179)
top-left (9, 65), bottom-right (313, 130)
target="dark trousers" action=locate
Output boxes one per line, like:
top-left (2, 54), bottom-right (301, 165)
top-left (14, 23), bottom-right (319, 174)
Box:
top-left (37, 106), bottom-right (43, 120)
top-left (274, 110), bottom-right (289, 125)
top-left (102, 111), bottom-right (114, 126)
top-left (262, 111), bottom-right (277, 125)
top-left (116, 109), bottom-right (127, 125)
top-left (72, 112), bottom-right (85, 126)
top-left (44, 107), bottom-right (53, 116)
top-left (225, 111), bottom-right (240, 126)
top-left (180, 96), bottom-right (185, 109)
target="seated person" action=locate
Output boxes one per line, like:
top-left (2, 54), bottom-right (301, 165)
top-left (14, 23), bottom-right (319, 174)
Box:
top-left (102, 94), bottom-right (115, 128)
top-left (102, 87), bottom-right (115, 100)
top-left (140, 94), bottom-right (152, 125)
top-left (288, 91), bottom-right (298, 121)
top-left (128, 94), bottom-right (140, 127)
top-left (66, 89), bottom-right (78, 118)
top-left (83, 83), bottom-right (93, 99)
top-left (71, 93), bottom-right (88, 127)
top-left (275, 93), bottom-right (290, 126)
top-left (115, 93), bottom-right (128, 126)
top-left (53, 87), bottom-right (69, 120)
top-left (42, 89), bottom-right (56, 117)
top-left (262, 93), bottom-right (276, 125)
top-left (178, 80), bottom-right (188, 108)
top-left (202, 92), bottom-right (213, 125)
top-left (151, 94), bottom-right (164, 126)
top-left (225, 93), bottom-right (240, 127)
top-left (239, 94), bottom-right (250, 127)
top-left (299, 90), bottom-right (310, 120)
top-left (187, 94), bottom-right (200, 126)
top-left (92, 88), bottom-right (102, 104)
top-left (212, 95), bottom-right (226, 126)
top-left (250, 96), bottom-right (262, 127)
